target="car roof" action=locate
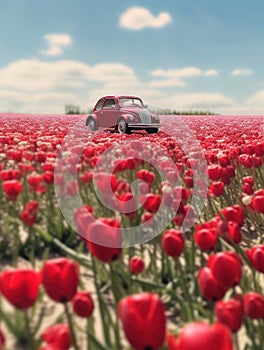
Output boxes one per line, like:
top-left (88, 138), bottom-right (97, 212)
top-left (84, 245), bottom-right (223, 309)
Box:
top-left (100, 95), bottom-right (142, 100)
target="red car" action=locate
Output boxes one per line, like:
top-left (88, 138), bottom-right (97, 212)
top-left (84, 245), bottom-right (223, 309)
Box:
top-left (86, 95), bottom-right (160, 134)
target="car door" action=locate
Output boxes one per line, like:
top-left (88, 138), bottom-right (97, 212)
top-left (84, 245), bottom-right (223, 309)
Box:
top-left (101, 98), bottom-right (118, 128)
top-left (93, 98), bottom-right (104, 128)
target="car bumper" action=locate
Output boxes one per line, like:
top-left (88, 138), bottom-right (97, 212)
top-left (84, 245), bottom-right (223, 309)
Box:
top-left (127, 123), bottom-right (161, 129)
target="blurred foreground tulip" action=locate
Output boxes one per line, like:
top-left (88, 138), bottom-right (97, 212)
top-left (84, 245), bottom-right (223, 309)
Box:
top-left (42, 258), bottom-right (79, 303)
top-left (0, 268), bottom-right (40, 309)
top-left (118, 293), bottom-right (166, 350)
top-left (168, 321), bottom-right (233, 350)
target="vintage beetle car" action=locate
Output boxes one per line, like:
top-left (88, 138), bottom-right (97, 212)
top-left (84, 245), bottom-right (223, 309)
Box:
top-left (86, 95), bottom-right (160, 134)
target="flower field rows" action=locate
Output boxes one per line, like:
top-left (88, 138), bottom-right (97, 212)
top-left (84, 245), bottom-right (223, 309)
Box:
top-left (0, 113), bottom-right (263, 350)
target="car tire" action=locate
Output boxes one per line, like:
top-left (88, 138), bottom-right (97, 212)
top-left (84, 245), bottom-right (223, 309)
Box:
top-left (87, 118), bottom-right (96, 131)
top-left (116, 118), bottom-right (130, 134)
top-left (146, 128), bottom-right (158, 134)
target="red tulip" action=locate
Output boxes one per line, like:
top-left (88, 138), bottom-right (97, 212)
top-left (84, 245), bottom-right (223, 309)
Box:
top-left (79, 170), bottom-right (93, 184)
top-left (226, 165), bottom-right (235, 178)
top-left (43, 171), bottom-right (54, 184)
top-left (129, 256), bottom-right (145, 275)
top-left (72, 291), bottom-right (94, 318)
top-left (93, 172), bottom-right (118, 193)
top-left (251, 195), bottom-right (264, 214)
top-left (114, 158), bottom-right (137, 171)
top-left (243, 176), bottom-right (254, 187)
top-left (136, 169), bottom-right (155, 185)
top-left (2, 179), bottom-right (22, 200)
top-left (1, 169), bottom-right (21, 181)
top-left (198, 267), bottom-right (227, 301)
top-left (254, 189), bottom-right (264, 196)
top-left (221, 205), bottom-right (244, 226)
top-left (117, 192), bottom-right (138, 219)
top-left (74, 205), bottom-right (94, 235)
top-left (207, 251), bottom-right (242, 289)
top-left (0, 269), bottom-right (40, 309)
top-left (220, 168), bottom-right (231, 185)
top-left (168, 321), bottom-right (233, 350)
top-left (252, 155), bottom-right (262, 167)
top-left (214, 298), bottom-right (243, 332)
top-left (216, 219), bottom-right (228, 235)
top-left (36, 151), bottom-right (47, 163)
top-left (239, 154), bottom-right (253, 168)
top-left (142, 193), bottom-right (161, 214)
top-left (183, 176), bottom-right (193, 188)
top-left (194, 227), bottom-right (218, 251)
top-left (242, 178), bottom-right (254, 194)
top-left (141, 212), bottom-right (154, 225)
top-left (242, 182), bottom-right (254, 195)
top-left (207, 165), bottom-right (222, 180)
top-left (246, 245), bottom-right (264, 273)
top-left (225, 221), bottom-right (242, 244)
top-left (42, 258), bottom-right (79, 303)
top-left (209, 181), bottom-right (225, 196)
top-left (219, 155), bottom-right (230, 167)
top-left (118, 293), bottom-right (166, 350)
top-left (243, 292), bottom-right (264, 319)
top-left (41, 324), bottom-right (71, 350)
top-left (162, 229), bottom-right (185, 257)
top-left (86, 218), bottom-right (122, 263)
top-left (173, 186), bottom-right (190, 203)
top-left (27, 173), bottom-right (44, 189)
top-left (20, 200), bottom-right (39, 226)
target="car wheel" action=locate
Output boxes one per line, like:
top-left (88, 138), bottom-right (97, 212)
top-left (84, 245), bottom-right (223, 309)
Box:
top-left (87, 118), bottom-right (96, 131)
top-left (117, 118), bottom-right (130, 134)
top-left (146, 128), bottom-right (158, 134)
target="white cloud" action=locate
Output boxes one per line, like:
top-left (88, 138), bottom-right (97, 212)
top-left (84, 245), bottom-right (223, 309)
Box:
top-left (158, 93), bottom-right (234, 111)
top-left (0, 59), bottom-right (141, 112)
top-left (149, 79), bottom-right (185, 88)
top-left (120, 7), bottom-right (172, 30)
top-left (0, 58), bottom-right (262, 115)
top-left (231, 69), bottom-right (252, 76)
top-left (150, 67), bottom-right (219, 88)
top-left (41, 33), bottom-right (72, 56)
top-left (151, 67), bottom-right (202, 79)
top-left (246, 90), bottom-right (264, 106)
top-left (204, 69), bottom-right (219, 77)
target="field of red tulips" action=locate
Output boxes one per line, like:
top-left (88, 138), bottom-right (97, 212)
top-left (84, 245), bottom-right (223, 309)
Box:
top-left (0, 113), bottom-right (263, 350)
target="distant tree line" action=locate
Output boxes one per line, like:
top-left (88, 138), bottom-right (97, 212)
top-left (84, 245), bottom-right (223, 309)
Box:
top-left (64, 104), bottom-right (217, 115)
top-left (64, 104), bottom-right (93, 115)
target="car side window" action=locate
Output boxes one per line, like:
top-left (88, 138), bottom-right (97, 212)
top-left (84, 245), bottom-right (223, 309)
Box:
top-left (95, 99), bottom-right (103, 110)
top-left (103, 98), bottom-right (116, 109)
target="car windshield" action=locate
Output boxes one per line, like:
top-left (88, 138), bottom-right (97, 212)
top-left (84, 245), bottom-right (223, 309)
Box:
top-left (118, 98), bottom-right (144, 108)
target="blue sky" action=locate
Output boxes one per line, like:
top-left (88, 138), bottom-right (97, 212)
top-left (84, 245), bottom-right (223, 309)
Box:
top-left (1, 0), bottom-right (264, 114)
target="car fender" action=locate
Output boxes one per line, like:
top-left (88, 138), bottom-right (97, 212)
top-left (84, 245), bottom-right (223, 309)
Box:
top-left (86, 114), bottom-right (98, 126)
top-left (119, 113), bottom-right (138, 123)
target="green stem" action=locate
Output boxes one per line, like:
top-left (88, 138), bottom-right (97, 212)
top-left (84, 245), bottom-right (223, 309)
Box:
top-left (109, 264), bottom-right (122, 350)
top-left (175, 258), bottom-right (194, 321)
top-left (64, 303), bottom-right (79, 350)
top-left (86, 317), bottom-right (95, 350)
top-left (91, 256), bottom-right (112, 347)
top-left (24, 309), bottom-right (34, 349)
top-left (86, 329), bottom-right (109, 350)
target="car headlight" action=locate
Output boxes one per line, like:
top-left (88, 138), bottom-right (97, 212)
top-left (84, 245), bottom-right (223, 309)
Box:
top-left (129, 115), bottom-right (134, 121)
top-left (155, 115), bottom-right (160, 121)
